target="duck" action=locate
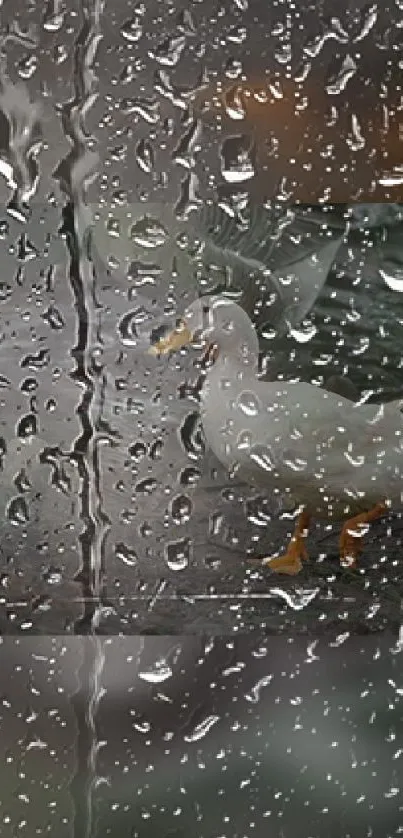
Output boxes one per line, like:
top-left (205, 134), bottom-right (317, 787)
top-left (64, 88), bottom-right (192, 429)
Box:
top-left (149, 294), bottom-right (403, 575)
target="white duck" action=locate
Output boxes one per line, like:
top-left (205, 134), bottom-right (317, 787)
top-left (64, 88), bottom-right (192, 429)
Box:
top-left (150, 295), bottom-right (403, 575)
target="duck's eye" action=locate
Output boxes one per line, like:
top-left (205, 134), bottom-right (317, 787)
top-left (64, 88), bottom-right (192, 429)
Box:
top-left (202, 305), bottom-right (213, 330)
top-left (150, 324), bottom-right (168, 344)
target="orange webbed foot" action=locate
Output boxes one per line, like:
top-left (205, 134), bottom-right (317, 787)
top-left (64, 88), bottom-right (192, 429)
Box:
top-left (261, 537), bottom-right (308, 575)
top-left (248, 509), bottom-right (311, 576)
top-left (339, 502), bottom-right (388, 569)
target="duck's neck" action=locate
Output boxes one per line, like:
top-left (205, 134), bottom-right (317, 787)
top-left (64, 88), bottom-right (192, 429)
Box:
top-left (203, 348), bottom-right (259, 389)
top-left (199, 351), bottom-right (260, 425)
top-left (198, 351), bottom-right (264, 470)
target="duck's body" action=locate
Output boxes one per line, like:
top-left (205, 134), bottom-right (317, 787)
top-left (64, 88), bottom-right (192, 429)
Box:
top-left (201, 366), bottom-right (403, 520)
top-left (151, 295), bottom-right (402, 573)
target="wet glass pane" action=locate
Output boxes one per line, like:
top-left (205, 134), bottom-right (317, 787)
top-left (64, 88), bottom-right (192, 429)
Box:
top-left (1, 636), bottom-right (402, 837)
top-left (0, 638), bottom-right (79, 837)
top-left (1, 2), bottom-right (403, 838)
top-left (0, 0), bottom-right (403, 633)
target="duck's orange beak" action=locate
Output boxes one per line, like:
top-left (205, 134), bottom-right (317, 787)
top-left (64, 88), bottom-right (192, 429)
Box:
top-left (148, 319), bottom-right (193, 356)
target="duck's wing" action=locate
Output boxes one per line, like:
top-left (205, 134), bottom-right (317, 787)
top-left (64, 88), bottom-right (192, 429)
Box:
top-left (256, 207), bottom-right (403, 401)
top-left (192, 201), bottom-right (282, 305)
top-left (196, 201), bottom-right (283, 265)
top-left (262, 233), bottom-right (345, 333)
top-left (194, 203), bottom-right (345, 335)
top-left (244, 207), bottom-right (344, 337)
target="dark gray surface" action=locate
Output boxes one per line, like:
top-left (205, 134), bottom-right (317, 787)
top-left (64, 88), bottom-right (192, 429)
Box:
top-left (0, 635), bottom-right (402, 837)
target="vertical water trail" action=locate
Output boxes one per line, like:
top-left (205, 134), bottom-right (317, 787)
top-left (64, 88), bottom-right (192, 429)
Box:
top-left (53, 0), bottom-right (110, 634)
top-left (52, 3), bottom-right (109, 837)
top-left (70, 637), bottom-right (106, 838)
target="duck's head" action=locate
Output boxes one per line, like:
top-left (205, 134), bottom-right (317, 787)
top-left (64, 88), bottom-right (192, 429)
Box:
top-left (148, 295), bottom-right (259, 366)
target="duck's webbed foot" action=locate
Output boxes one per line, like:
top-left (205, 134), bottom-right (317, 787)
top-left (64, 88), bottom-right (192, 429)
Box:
top-left (339, 502), bottom-right (388, 568)
top-left (249, 509), bottom-right (311, 576)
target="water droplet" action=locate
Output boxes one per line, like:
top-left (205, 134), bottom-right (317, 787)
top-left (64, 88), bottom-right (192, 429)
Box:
top-left (245, 496), bottom-right (272, 526)
top-left (17, 414), bottom-right (37, 439)
top-left (115, 542), bottom-right (138, 567)
top-left (179, 412), bottom-right (205, 460)
top-left (118, 310), bottom-right (141, 346)
top-left (139, 520), bottom-right (152, 537)
top-left (129, 441), bottom-right (147, 461)
top-left (130, 216), bottom-right (167, 248)
top-left (149, 34), bottom-right (186, 66)
top-left (170, 494), bottom-right (192, 524)
top-left (127, 260), bottom-right (162, 287)
top-left (164, 537), bottom-right (191, 571)
top-left (138, 662), bottom-right (173, 683)
top-left (42, 305), bottom-right (65, 330)
top-left (245, 674), bottom-right (273, 703)
top-left (288, 322), bottom-right (317, 343)
top-left (379, 267), bottom-right (403, 293)
top-left (225, 57), bottom-right (243, 79)
top-left (0, 374), bottom-right (11, 389)
top-left (42, 566), bottom-right (63, 585)
top-left (344, 451), bottom-right (365, 468)
top-left (226, 25), bottom-right (247, 45)
top-left (378, 167), bottom-right (403, 187)
top-left (270, 587), bottom-right (319, 610)
top-left (179, 466), bottom-right (201, 487)
top-left (282, 452), bottom-right (308, 472)
top-left (326, 55), bottom-right (357, 95)
top-left (249, 444), bottom-right (275, 473)
top-left (14, 468), bottom-right (31, 493)
top-left (43, 4), bottom-right (66, 30)
top-left (353, 3), bottom-right (378, 43)
top-left (0, 282), bottom-right (12, 301)
top-left (209, 512), bottom-right (223, 536)
top-left (236, 390), bottom-right (261, 417)
top-left (220, 134), bottom-right (255, 183)
top-left (136, 478), bottom-right (158, 495)
top-left (20, 377), bottom-right (38, 394)
top-left (175, 172), bottom-right (201, 219)
top-left (54, 44), bottom-right (68, 64)
top-left (223, 84), bottom-right (246, 120)
top-left (204, 554), bottom-right (222, 570)
top-left (172, 119), bottom-right (202, 169)
top-left (346, 113), bottom-right (365, 151)
top-left (275, 42), bottom-right (292, 65)
top-left (121, 15), bottom-right (143, 42)
top-left (106, 216), bottom-right (121, 238)
top-left (149, 439), bottom-right (163, 460)
top-left (121, 96), bottom-right (159, 124)
top-left (303, 17), bottom-right (348, 57)
top-left (184, 714), bottom-right (219, 742)
top-left (236, 430), bottom-right (252, 450)
top-left (135, 138), bottom-right (155, 174)
top-left (17, 54), bottom-right (38, 80)
top-left (21, 349), bottom-right (50, 371)
top-left (6, 495), bottom-right (30, 526)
